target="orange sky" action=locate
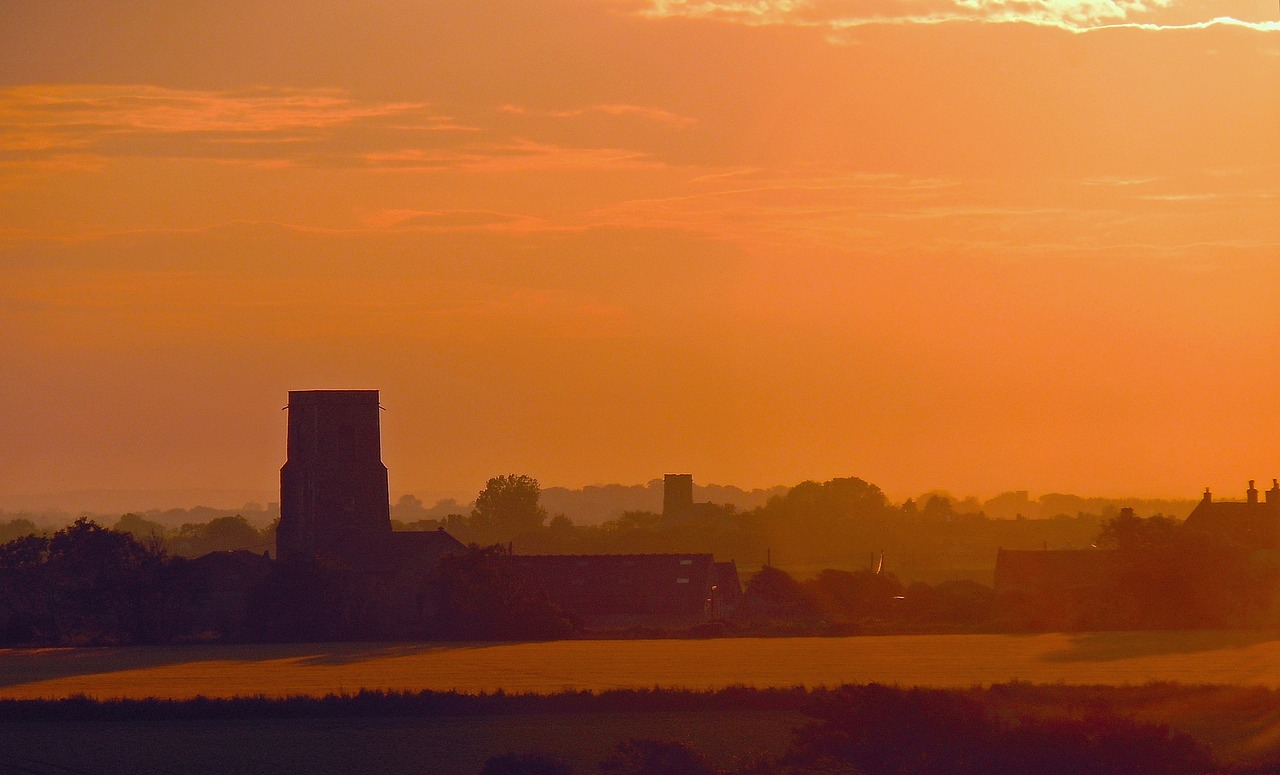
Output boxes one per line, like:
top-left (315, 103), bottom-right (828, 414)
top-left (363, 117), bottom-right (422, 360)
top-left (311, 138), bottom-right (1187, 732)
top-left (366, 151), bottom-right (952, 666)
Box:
top-left (2, 0), bottom-right (1279, 508)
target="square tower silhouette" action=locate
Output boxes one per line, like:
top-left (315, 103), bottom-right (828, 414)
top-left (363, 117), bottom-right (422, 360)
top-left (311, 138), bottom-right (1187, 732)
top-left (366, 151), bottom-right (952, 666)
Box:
top-left (277, 390), bottom-right (391, 564)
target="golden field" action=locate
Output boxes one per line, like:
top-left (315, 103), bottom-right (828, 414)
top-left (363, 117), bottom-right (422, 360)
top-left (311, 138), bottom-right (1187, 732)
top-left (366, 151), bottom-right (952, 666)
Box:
top-left (6, 631), bottom-right (1280, 701)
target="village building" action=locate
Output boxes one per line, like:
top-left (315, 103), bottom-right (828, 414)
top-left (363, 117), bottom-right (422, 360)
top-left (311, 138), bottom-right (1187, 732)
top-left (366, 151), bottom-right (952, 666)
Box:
top-left (994, 482), bottom-right (1280, 629)
top-left (513, 553), bottom-right (741, 627)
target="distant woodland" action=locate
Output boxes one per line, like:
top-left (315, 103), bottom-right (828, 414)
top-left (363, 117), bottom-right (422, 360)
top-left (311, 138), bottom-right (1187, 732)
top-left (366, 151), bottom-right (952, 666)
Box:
top-left (1, 474), bottom-right (1247, 646)
top-left (0, 478), bottom-right (1196, 583)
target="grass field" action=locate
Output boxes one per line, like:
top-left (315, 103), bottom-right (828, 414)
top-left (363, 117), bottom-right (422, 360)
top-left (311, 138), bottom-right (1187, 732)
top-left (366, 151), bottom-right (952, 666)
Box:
top-left (7, 630), bottom-right (1280, 700)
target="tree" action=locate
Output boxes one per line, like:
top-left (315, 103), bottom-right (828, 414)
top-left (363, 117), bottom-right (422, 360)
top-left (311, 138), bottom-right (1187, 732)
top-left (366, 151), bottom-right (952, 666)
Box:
top-left (425, 544), bottom-right (572, 640)
top-left (0, 518), bottom-right (39, 543)
top-left (480, 752), bottom-right (572, 775)
top-left (0, 518), bottom-right (198, 644)
top-left (243, 555), bottom-right (355, 642)
top-left (473, 474), bottom-right (547, 540)
top-left (600, 739), bottom-right (715, 775)
top-left (806, 569), bottom-right (903, 623)
top-left (770, 477), bottom-right (890, 523)
top-left (0, 534), bottom-right (53, 642)
top-left (171, 515), bottom-right (265, 556)
top-left (114, 513), bottom-right (167, 541)
top-left (1095, 512), bottom-right (1178, 552)
top-left (738, 566), bottom-right (821, 625)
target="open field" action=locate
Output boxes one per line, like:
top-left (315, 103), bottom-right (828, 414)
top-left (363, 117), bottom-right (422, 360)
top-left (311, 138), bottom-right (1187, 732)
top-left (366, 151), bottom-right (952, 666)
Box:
top-left (8, 630), bottom-right (1280, 700)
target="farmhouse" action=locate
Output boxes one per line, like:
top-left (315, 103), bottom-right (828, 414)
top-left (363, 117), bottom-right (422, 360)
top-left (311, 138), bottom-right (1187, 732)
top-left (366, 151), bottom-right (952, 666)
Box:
top-left (1183, 480), bottom-right (1280, 549)
top-left (994, 482), bottom-right (1280, 629)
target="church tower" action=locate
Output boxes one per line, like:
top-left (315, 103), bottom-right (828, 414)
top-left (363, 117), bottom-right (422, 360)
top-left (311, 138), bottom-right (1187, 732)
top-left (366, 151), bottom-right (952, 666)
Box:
top-left (663, 473), bottom-right (694, 520)
top-left (278, 390), bottom-right (391, 565)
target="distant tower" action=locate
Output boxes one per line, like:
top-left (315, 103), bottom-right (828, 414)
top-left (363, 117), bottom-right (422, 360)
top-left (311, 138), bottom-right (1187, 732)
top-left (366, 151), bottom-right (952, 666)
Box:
top-left (278, 390), bottom-right (391, 565)
top-left (663, 473), bottom-right (694, 520)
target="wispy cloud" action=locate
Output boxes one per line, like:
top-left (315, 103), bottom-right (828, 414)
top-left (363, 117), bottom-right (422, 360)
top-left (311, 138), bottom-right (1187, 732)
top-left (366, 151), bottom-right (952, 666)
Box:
top-left (0, 85), bottom-right (460, 169)
top-left (0, 85), bottom-right (672, 178)
top-left (638, 0), bottom-right (1280, 34)
top-left (501, 103), bottom-right (698, 128)
top-left (580, 164), bottom-right (1280, 259)
top-left (360, 139), bottom-right (662, 173)
top-left (360, 208), bottom-right (556, 232)
top-left (1, 84), bottom-right (429, 133)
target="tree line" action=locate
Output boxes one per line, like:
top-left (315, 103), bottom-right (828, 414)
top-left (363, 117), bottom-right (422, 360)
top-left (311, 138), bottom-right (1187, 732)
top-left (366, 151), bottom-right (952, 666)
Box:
top-left (1, 474), bottom-right (1271, 644)
top-left (405, 474), bottom-right (1115, 584)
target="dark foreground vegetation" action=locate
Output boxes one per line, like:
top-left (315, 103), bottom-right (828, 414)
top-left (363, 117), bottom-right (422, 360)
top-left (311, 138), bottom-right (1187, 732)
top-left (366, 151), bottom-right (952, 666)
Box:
top-left (4, 684), bottom-right (1277, 773)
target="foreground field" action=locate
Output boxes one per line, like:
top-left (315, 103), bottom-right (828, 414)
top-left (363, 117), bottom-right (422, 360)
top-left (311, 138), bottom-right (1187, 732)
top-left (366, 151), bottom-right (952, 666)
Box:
top-left (7, 685), bottom-right (1280, 772)
top-left (0, 710), bottom-right (802, 775)
top-left (6, 630), bottom-right (1280, 700)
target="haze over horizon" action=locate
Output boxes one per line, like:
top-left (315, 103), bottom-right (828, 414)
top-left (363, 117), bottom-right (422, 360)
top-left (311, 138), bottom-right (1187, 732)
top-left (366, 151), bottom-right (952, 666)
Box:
top-left (3, 1), bottom-right (1278, 505)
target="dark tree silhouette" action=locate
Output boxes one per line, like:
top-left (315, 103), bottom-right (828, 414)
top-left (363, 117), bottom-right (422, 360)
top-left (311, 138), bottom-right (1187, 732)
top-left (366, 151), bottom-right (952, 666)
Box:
top-left (113, 513), bottom-right (166, 541)
top-left (737, 565), bottom-right (821, 624)
top-left (473, 474), bottom-right (548, 540)
top-left (0, 518), bottom-right (197, 644)
top-left (0, 533), bottom-right (54, 642)
top-left (479, 751), bottom-right (572, 775)
top-left (0, 518), bottom-right (38, 543)
top-left (425, 544), bottom-right (572, 640)
top-left (768, 477), bottom-right (891, 524)
top-left (783, 684), bottom-right (1214, 775)
top-left (243, 555), bottom-right (354, 642)
top-left (805, 568), bottom-right (904, 623)
top-left (599, 739), bottom-right (715, 775)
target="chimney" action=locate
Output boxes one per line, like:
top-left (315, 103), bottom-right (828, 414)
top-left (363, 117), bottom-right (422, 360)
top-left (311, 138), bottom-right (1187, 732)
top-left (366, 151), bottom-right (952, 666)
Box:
top-left (1248, 480), bottom-right (1259, 505)
top-left (1268, 479), bottom-right (1280, 505)
top-left (1203, 487), bottom-right (1212, 503)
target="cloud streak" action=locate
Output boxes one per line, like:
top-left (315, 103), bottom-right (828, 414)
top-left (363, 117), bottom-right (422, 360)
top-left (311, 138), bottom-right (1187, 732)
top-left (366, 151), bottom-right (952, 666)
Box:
top-left (501, 103), bottom-right (698, 128)
top-left (0, 85), bottom-right (458, 168)
top-left (638, 0), bottom-right (1280, 34)
top-left (0, 85), bottom-right (675, 178)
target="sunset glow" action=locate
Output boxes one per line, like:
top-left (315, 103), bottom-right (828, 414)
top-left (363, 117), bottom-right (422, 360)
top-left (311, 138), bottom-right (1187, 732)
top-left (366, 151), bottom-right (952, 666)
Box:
top-left (2, 0), bottom-right (1278, 506)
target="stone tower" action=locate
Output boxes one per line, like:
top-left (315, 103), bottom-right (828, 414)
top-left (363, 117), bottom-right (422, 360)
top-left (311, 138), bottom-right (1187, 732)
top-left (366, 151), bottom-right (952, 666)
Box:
top-left (663, 473), bottom-right (694, 520)
top-left (278, 390), bottom-right (391, 565)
